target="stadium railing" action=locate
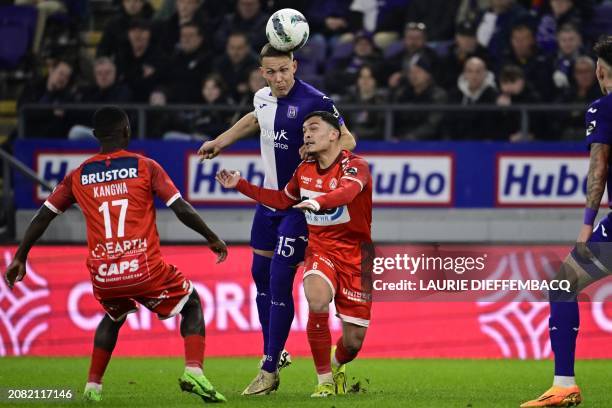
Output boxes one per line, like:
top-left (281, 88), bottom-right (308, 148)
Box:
top-left (18, 103), bottom-right (588, 140)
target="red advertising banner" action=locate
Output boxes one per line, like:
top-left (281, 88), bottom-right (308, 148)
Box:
top-left (0, 245), bottom-right (611, 358)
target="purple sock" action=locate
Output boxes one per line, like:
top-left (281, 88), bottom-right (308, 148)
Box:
top-left (261, 257), bottom-right (296, 373)
top-left (252, 253), bottom-right (272, 356)
top-left (549, 300), bottom-right (579, 376)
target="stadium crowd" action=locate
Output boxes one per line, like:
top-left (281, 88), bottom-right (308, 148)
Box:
top-left (5, 0), bottom-right (612, 141)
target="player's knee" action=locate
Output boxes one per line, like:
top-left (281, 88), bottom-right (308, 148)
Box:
top-left (343, 332), bottom-right (365, 354)
top-left (307, 297), bottom-right (330, 313)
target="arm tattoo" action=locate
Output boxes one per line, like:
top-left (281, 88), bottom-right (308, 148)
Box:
top-left (586, 143), bottom-right (611, 209)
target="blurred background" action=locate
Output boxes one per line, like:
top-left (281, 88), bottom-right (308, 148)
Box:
top-left (0, 0), bottom-right (611, 359)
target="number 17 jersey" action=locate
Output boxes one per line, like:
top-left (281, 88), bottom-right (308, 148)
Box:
top-left (44, 149), bottom-right (181, 296)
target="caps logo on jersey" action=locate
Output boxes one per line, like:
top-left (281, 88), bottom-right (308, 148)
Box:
top-left (287, 105), bottom-right (298, 118)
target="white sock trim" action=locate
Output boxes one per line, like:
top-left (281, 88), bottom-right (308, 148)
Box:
top-left (185, 366), bottom-right (203, 376)
top-left (85, 382), bottom-right (102, 391)
top-left (553, 375), bottom-right (576, 387)
top-left (317, 372), bottom-right (333, 384)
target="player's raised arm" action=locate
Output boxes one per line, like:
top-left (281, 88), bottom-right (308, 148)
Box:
top-left (579, 143), bottom-right (611, 242)
top-left (339, 123), bottom-right (356, 151)
top-left (215, 169), bottom-right (299, 210)
top-left (197, 112), bottom-right (260, 160)
top-left (169, 198), bottom-right (227, 263)
top-left (4, 205), bottom-right (58, 289)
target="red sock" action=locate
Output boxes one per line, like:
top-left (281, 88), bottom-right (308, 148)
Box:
top-left (88, 347), bottom-right (112, 384)
top-left (307, 311), bottom-right (331, 374)
top-left (184, 334), bottom-right (205, 369)
top-left (335, 336), bottom-right (358, 365)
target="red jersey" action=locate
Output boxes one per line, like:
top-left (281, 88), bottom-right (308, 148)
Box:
top-left (237, 150), bottom-right (372, 259)
top-left (44, 150), bottom-right (181, 297)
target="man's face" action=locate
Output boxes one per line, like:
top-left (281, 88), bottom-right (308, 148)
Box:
top-left (227, 35), bottom-right (249, 63)
top-left (260, 56), bottom-right (296, 97)
top-left (551, 0), bottom-right (572, 17)
top-left (354, 37), bottom-right (373, 57)
top-left (180, 26), bottom-right (203, 53)
top-left (403, 29), bottom-right (425, 53)
top-left (576, 60), bottom-right (595, 90)
top-left (558, 30), bottom-right (581, 55)
top-left (303, 116), bottom-right (337, 154)
top-left (128, 28), bottom-right (150, 54)
top-left (464, 59), bottom-right (486, 90)
top-left (177, 0), bottom-right (199, 21)
top-left (48, 62), bottom-right (72, 90)
top-left (511, 28), bottom-right (535, 58)
top-left (357, 67), bottom-right (376, 93)
top-left (500, 78), bottom-right (525, 95)
top-left (202, 79), bottom-right (221, 102)
top-left (122, 0), bottom-right (143, 16)
top-left (237, 0), bottom-right (259, 20)
top-left (408, 65), bottom-right (430, 88)
top-left (456, 33), bottom-right (477, 53)
top-left (94, 61), bottom-right (116, 89)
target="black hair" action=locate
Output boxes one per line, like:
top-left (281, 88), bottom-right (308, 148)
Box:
top-left (594, 36), bottom-right (612, 67)
top-left (259, 43), bottom-right (293, 63)
top-left (180, 21), bottom-right (202, 36)
top-left (499, 64), bottom-right (525, 82)
top-left (303, 111), bottom-right (341, 132)
top-left (93, 106), bottom-right (129, 141)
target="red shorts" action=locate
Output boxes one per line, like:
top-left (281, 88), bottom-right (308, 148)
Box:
top-left (97, 265), bottom-right (193, 321)
top-left (303, 252), bottom-right (372, 327)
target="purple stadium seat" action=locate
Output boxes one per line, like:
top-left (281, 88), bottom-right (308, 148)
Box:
top-left (383, 40), bottom-right (404, 59)
top-left (0, 5), bottom-right (37, 69)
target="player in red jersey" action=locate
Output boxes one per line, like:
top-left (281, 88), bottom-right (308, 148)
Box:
top-left (4, 107), bottom-right (228, 403)
top-left (216, 111), bottom-right (373, 398)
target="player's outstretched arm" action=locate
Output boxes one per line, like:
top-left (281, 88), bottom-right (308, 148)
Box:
top-left (579, 143), bottom-right (611, 242)
top-left (294, 178), bottom-right (362, 212)
top-left (215, 169), bottom-right (298, 210)
top-left (169, 198), bottom-right (228, 263)
top-left (197, 112), bottom-right (260, 161)
top-left (4, 206), bottom-right (57, 289)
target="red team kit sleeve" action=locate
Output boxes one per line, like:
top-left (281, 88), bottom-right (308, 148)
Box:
top-left (44, 170), bottom-right (77, 214)
top-left (236, 177), bottom-right (300, 210)
top-left (147, 158), bottom-right (182, 206)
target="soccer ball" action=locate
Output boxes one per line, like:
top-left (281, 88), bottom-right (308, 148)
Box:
top-left (265, 8), bottom-right (309, 52)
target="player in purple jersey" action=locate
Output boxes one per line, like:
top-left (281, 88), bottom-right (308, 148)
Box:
top-left (521, 37), bottom-right (612, 407)
top-left (198, 44), bottom-right (356, 395)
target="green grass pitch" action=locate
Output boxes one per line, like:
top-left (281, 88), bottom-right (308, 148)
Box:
top-left (0, 357), bottom-right (609, 407)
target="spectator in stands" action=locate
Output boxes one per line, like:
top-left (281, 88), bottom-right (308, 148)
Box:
top-left (536, 0), bottom-right (582, 53)
top-left (495, 64), bottom-right (543, 141)
top-left (403, 0), bottom-right (462, 41)
top-left (214, 0), bottom-right (269, 53)
top-left (325, 30), bottom-right (383, 95)
top-left (213, 31), bottom-right (259, 101)
top-left (96, 0), bottom-right (154, 59)
top-left (456, 0), bottom-right (490, 24)
top-left (554, 56), bottom-right (600, 140)
top-left (154, 0), bottom-right (230, 24)
top-left (305, 0), bottom-right (361, 41)
top-left (551, 23), bottom-right (583, 96)
top-left (387, 22), bottom-right (440, 88)
top-left (156, 0), bottom-right (210, 54)
top-left (18, 58), bottom-right (75, 138)
top-left (476, 0), bottom-right (532, 62)
top-left (343, 65), bottom-right (387, 140)
top-left (500, 23), bottom-right (555, 100)
top-left (448, 56), bottom-right (498, 139)
top-left (75, 57), bottom-right (132, 104)
top-left (441, 20), bottom-right (491, 88)
top-left (192, 74), bottom-right (234, 137)
top-left (146, 87), bottom-right (191, 138)
top-left (349, 0), bottom-right (381, 32)
top-left (392, 55), bottom-right (448, 140)
top-left (116, 19), bottom-right (167, 102)
top-left (235, 67), bottom-right (266, 106)
top-left (165, 22), bottom-right (212, 103)
top-left (67, 57), bottom-right (133, 140)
